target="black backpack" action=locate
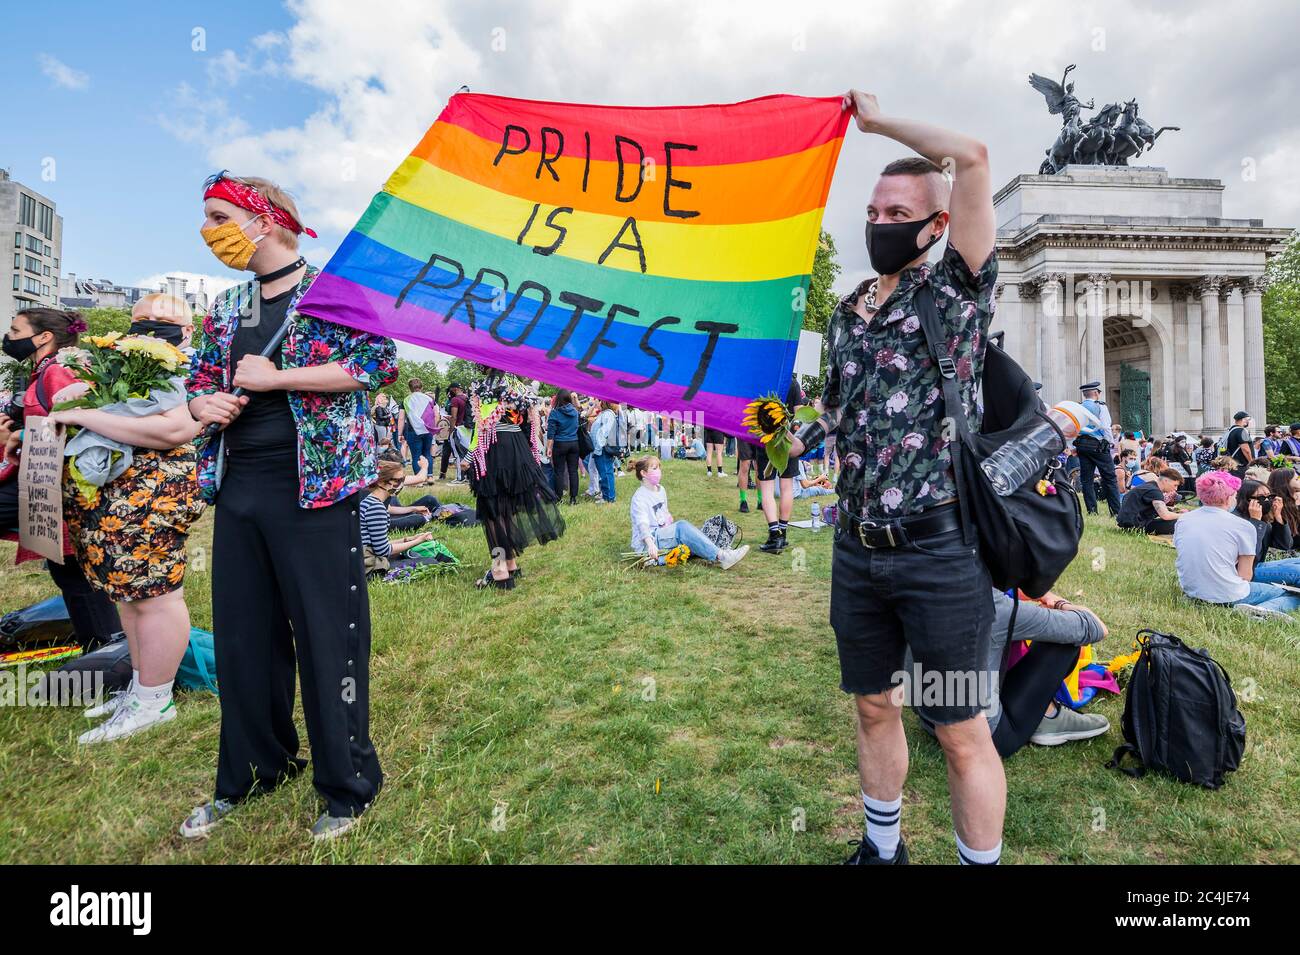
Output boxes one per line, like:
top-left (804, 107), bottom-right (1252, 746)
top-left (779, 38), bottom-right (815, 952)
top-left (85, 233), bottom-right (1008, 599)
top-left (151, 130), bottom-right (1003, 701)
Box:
top-left (914, 285), bottom-right (1082, 597)
top-left (1106, 629), bottom-right (1246, 789)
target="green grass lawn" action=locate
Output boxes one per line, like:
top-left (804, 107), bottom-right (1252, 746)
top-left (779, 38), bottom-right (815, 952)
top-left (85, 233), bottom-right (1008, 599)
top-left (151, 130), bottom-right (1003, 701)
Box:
top-left (1, 456), bottom-right (1296, 864)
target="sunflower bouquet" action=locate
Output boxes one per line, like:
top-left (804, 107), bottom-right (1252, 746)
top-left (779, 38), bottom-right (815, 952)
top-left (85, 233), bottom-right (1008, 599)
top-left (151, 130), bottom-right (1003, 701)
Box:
top-left (742, 393), bottom-right (820, 474)
top-left (52, 332), bottom-right (191, 505)
top-left (620, 543), bottom-right (692, 569)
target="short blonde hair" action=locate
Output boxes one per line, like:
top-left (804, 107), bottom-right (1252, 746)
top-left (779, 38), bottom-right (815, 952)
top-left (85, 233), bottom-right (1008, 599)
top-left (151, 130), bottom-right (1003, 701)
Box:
top-left (232, 175), bottom-right (304, 251)
top-left (132, 294), bottom-right (192, 326)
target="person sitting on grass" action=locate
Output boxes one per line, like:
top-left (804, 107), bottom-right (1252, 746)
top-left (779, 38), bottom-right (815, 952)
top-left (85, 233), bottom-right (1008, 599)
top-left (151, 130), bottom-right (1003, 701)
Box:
top-left (628, 455), bottom-right (749, 569)
top-left (377, 449), bottom-right (442, 530)
top-left (1130, 455), bottom-right (1167, 487)
top-left (912, 588), bottom-right (1110, 756)
top-left (1116, 468), bottom-right (1184, 535)
top-left (361, 459), bottom-right (434, 576)
top-left (792, 458), bottom-right (835, 499)
top-left (1232, 478), bottom-right (1300, 586)
top-left (1173, 470), bottom-right (1300, 620)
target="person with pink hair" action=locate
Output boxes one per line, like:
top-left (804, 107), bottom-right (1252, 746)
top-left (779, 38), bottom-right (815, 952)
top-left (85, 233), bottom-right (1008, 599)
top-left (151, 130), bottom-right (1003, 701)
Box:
top-left (1173, 470), bottom-right (1300, 618)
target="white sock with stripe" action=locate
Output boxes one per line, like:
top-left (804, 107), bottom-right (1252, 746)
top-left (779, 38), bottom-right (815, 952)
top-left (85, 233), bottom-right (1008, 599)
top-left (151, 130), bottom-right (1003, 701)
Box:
top-left (862, 792), bottom-right (901, 860)
top-left (955, 831), bottom-right (1001, 865)
top-left (135, 679), bottom-right (174, 714)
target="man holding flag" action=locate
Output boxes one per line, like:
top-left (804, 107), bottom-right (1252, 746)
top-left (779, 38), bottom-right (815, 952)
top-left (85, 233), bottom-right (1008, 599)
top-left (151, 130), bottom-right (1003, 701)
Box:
top-left (790, 91), bottom-right (1002, 865)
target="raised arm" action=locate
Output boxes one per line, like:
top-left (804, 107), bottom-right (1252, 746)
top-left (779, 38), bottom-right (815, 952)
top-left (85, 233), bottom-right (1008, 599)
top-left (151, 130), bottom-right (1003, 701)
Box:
top-left (843, 90), bottom-right (995, 271)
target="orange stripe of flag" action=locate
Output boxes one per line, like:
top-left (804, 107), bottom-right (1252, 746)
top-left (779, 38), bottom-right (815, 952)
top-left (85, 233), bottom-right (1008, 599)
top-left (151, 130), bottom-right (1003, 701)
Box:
top-left (402, 120), bottom-right (843, 226)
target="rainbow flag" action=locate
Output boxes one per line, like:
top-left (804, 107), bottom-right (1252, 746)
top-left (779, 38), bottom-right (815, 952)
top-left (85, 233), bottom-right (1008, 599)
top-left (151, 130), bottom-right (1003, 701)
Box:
top-left (296, 93), bottom-right (849, 438)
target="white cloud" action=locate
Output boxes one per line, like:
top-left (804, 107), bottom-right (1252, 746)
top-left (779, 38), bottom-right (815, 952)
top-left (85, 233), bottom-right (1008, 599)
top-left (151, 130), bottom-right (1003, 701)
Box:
top-left (206, 49), bottom-right (252, 87)
top-left (166, 0), bottom-right (1299, 288)
top-left (156, 82), bottom-right (250, 145)
top-left (132, 271), bottom-right (241, 301)
top-left (39, 54), bottom-right (89, 91)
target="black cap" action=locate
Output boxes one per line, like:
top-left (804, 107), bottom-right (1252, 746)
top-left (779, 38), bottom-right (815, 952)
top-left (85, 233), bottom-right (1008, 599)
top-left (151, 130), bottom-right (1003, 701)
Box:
top-left (1080, 381), bottom-right (1101, 392)
top-left (1233, 410), bottom-right (1250, 421)
top-left (1291, 423), bottom-right (1300, 433)
top-left (1032, 381), bottom-right (1043, 391)
top-left (449, 382), bottom-right (462, 392)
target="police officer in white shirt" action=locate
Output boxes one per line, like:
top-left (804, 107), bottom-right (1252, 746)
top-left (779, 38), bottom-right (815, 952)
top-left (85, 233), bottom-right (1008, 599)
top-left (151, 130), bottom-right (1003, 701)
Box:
top-left (1075, 381), bottom-right (1121, 516)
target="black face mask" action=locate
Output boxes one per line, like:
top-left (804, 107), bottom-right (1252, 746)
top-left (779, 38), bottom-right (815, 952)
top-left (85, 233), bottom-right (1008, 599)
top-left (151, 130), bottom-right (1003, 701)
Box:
top-left (127, 321), bottom-right (186, 346)
top-left (864, 211), bottom-right (942, 276)
top-left (2, 334), bottom-right (40, 362)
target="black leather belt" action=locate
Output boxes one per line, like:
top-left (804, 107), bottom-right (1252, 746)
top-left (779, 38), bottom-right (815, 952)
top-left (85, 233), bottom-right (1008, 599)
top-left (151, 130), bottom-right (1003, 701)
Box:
top-left (836, 503), bottom-right (963, 549)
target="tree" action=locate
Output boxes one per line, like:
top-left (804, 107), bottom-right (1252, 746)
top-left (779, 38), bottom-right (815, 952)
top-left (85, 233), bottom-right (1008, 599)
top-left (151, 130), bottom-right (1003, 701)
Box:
top-left (79, 307), bottom-right (132, 338)
top-left (797, 229), bottom-right (843, 399)
top-left (1263, 232), bottom-right (1300, 425)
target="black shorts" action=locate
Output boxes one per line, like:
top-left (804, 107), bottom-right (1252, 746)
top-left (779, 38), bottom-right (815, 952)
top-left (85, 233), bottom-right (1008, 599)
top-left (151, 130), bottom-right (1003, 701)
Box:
top-left (737, 440), bottom-right (758, 462)
top-left (754, 444), bottom-right (800, 480)
top-left (829, 522), bottom-right (994, 725)
top-left (702, 427), bottom-right (726, 445)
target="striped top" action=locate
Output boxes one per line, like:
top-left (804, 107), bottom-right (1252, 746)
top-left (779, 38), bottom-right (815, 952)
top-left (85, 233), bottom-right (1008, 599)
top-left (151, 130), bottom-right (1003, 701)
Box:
top-left (360, 494), bottom-right (393, 557)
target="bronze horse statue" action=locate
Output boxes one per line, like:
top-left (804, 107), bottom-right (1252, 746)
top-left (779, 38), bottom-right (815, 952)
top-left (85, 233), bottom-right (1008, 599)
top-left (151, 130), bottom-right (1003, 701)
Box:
top-left (1110, 99), bottom-right (1180, 165)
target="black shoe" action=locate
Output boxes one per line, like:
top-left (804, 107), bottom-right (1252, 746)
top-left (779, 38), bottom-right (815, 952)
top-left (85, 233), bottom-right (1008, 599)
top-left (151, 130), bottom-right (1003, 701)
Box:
top-left (747, 477), bottom-right (756, 490)
top-left (845, 837), bottom-right (908, 865)
top-left (475, 569), bottom-right (516, 590)
top-left (739, 500), bottom-right (750, 513)
top-left (759, 532), bottom-right (786, 553)
top-left (510, 567), bottom-right (524, 579)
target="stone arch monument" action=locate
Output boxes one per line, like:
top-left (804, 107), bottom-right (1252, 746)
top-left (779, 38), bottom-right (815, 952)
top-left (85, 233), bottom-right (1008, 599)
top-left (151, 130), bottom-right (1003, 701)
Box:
top-left (993, 166), bottom-right (1289, 436)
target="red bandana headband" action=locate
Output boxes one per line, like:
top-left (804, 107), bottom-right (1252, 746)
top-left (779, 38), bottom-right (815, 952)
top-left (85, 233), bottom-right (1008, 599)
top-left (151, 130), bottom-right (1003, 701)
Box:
top-left (202, 172), bottom-right (317, 238)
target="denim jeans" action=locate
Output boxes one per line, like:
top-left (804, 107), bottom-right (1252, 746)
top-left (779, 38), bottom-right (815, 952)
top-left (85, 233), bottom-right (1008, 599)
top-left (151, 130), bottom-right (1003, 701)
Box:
top-left (1234, 580), bottom-right (1300, 613)
top-left (584, 453), bottom-right (600, 495)
top-left (404, 429), bottom-right (434, 477)
top-left (652, 520), bottom-right (719, 562)
top-left (595, 452), bottom-right (616, 502)
top-left (1252, 558), bottom-right (1300, 589)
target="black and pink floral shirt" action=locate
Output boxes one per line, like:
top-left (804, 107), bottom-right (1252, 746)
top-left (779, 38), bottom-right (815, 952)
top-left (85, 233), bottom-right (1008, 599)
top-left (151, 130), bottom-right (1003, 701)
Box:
top-left (822, 243), bottom-right (997, 519)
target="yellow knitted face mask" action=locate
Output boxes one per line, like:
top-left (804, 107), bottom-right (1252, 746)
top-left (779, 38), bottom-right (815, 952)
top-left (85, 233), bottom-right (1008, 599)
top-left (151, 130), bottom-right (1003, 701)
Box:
top-left (200, 214), bottom-right (264, 270)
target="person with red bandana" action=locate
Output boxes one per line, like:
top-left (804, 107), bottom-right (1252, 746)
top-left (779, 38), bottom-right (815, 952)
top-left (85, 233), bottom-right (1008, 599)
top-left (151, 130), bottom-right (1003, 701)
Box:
top-left (181, 172), bottom-right (398, 842)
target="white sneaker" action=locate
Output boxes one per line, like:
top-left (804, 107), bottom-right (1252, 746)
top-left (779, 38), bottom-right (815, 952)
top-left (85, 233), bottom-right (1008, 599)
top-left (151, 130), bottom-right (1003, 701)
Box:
top-left (83, 688), bottom-right (132, 720)
top-left (717, 544), bottom-right (750, 569)
top-left (1232, 603), bottom-right (1294, 622)
top-left (77, 696), bottom-right (176, 745)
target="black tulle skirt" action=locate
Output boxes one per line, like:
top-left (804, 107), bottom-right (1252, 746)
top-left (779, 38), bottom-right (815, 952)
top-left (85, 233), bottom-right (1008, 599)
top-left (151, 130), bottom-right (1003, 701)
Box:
top-left (470, 428), bottom-right (565, 560)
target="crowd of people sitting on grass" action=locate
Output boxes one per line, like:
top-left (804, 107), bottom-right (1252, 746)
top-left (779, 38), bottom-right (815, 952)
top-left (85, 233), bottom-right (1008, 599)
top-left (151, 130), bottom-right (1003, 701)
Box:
top-left (1063, 408), bottom-right (1300, 621)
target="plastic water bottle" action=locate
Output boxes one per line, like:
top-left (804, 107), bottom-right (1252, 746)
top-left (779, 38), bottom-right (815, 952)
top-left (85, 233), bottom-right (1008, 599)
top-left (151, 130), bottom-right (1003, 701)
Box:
top-left (810, 502), bottom-right (822, 531)
top-left (979, 400), bottom-right (1099, 496)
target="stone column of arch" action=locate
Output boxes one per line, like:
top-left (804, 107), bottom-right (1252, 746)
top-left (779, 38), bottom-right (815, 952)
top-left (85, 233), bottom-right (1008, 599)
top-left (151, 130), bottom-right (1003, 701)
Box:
top-left (1223, 281), bottom-right (1247, 417)
top-left (1242, 275), bottom-right (1269, 423)
top-left (1085, 272), bottom-right (1111, 391)
top-left (1197, 275), bottom-right (1225, 433)
top-left (1039, 274), bottom-right (1068, 403)
top-left (1169, 284), bottom-right (1200, 431)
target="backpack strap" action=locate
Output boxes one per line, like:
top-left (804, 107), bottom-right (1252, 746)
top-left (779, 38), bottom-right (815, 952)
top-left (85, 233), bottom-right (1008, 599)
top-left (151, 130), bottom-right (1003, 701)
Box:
top-left (913, 284), bottom-right (975, 546)
top-left (1106, 742), bottom-right (1146, 778)
top-left (32, 361), bottom-right (54, 415)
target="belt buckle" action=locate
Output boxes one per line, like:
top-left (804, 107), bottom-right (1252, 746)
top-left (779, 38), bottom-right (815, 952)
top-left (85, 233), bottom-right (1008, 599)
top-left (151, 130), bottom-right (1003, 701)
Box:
top-left (857, 519), bottom-right (896, 549)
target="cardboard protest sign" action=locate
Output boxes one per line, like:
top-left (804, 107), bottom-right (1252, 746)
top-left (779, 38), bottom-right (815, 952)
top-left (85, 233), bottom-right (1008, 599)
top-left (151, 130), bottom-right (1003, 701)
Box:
top-left (18, 416), bottom-right (66, 564)
top-left (297, 93), bottom-right (849, 438)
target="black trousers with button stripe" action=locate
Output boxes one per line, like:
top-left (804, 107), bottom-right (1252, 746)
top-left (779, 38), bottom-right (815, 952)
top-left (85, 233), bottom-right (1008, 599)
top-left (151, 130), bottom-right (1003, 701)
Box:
top-left (211, 449), bottom-right (382, 818)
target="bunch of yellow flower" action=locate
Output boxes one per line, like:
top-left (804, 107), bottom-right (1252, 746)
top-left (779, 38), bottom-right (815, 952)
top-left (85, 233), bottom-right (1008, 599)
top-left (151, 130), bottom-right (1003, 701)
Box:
top-left (663, 544), bottom-right (691, 567)
top-left (54, 332), bottom-right (189, 411)
top-left (115, 335), bottom-right (190, 373)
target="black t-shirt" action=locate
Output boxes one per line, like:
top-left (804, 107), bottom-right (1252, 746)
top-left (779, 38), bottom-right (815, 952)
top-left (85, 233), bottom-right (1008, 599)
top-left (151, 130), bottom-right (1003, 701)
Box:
top-left (1117, 482), bottom-right (1165, 528)
top-left (1226, 426), bottom-right (1253, 465)
top-left (224, 286), bottom-right (297, 454)
top-left (787, 377), bottom-right (803, 409)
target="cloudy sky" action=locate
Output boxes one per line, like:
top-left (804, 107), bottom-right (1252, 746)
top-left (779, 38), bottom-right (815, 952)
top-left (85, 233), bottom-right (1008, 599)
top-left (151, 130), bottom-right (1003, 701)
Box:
top-left (6, 0), bottom-right (1297, 357)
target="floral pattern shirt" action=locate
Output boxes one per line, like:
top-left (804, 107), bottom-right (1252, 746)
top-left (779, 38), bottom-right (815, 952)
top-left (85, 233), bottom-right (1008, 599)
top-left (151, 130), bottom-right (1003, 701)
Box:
top-left (186, 266), bottom-right (398, 509)
top-left (822, 243), bottom-right (998, 519)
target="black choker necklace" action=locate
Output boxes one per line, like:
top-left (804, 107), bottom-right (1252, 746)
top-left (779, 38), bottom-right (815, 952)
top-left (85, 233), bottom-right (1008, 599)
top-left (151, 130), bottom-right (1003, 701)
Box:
top-left (257, 257), bottom-right (306, 285)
